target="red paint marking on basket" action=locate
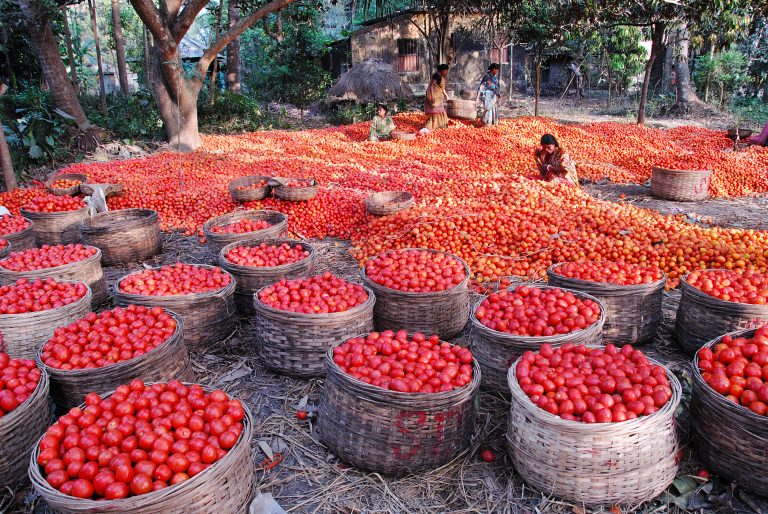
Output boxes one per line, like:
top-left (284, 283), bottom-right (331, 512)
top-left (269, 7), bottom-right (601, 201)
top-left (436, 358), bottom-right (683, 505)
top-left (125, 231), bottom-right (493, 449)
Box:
top-left (391, 409), bottom-right (465, 460)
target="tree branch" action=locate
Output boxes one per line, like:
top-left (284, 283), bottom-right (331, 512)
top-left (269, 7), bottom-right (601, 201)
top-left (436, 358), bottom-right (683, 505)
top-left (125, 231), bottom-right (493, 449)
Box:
top-left (128, 0), bottom-right (175, 47)
top-left (171, 0), bottom-right (209, 43)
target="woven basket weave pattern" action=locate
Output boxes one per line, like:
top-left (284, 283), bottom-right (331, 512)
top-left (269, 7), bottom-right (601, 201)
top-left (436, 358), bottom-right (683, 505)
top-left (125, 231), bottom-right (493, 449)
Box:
top-left (364, 191), bottom-right (415, 216)
top-left (650, 166), bottom-right (712, 202)
top-left (228, 175), bottom-right (273, 202)
top-left (2, 219), bottom-right (36, 251)
top-left (506, 357), bottom-right (681, 506)
top-left (203, 210), bottom-right (288, 258)
top-left (447, 100), bottom-right (478, 120)
top-left (20, 206), bottom-right (88, 246)
top-left (272, 179), bottom-right (318, 201)
top-left (45, 173), bottom-right (87, 196)
top-left (319, 345), bottom-right (480, 476)
top-left (0, 243), bottom-right (9, 260)
top-left (80, 209), bottom-right (162, 266)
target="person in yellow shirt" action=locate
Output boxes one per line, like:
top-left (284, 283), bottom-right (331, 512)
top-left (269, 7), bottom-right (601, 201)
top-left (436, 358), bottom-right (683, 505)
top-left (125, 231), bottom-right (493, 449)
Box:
top-left (369, 104), bottom-right (395, 142)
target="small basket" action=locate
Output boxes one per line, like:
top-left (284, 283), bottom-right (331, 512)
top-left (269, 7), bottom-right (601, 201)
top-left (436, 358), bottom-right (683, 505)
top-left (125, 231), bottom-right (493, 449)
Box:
top-left (272, 178), bottom-right (318, 202)
top-left (447, 99), bottom-right (478, 120)
top-left (675, 270), bottom-right (768, 355)
top-left (0, 217), bottom-right (36, 251)
top-left (471, 285), bottom-right (606, 393)
top-left (113, 266), bottom-right (237, 350)
top-left (650, 166), bottom-right (712, 202)
top-left (0, 246), bottom-right (107, 308)
top-left (364, 191), bottom-right (415, 216)
top-left (547, 263), bottom-right (666, 345)
top-left (0, 369), bottom-right (51, 489)
top-left (228, 175), bottom-right (272, 202)
top-left (691, 328), bottom-right (768, 495)
top-left (44, 173), bottom-right (87, 196)
top-left (0, 284), bottom-right (92, 359)
top-left (218, 238), bottom-right (316, 315)
top-left (20, 206), bottom-right (88, 246)
top-left (38, 310), bottom-right (193, 411)
top-left (80, 209), bottom-right (162, 266)
top-left (29, 382), bottom-right (255, 513)
top-left (360, 249), bottom-right (471, 339)
top-left (726, 128), bottom-right (753, 141)
top-left (318, 340), bottom-right (480, 475)
top-left (79, 183), bottom-right (124, 197)
top-left (202, 210), bottom-right (288, 258)
top-left (391, 131), bottom-right (417, 141)
top-left (252, 286), bottom-right (375, 377)
top-left (506, 354), bottom-right (681, 506)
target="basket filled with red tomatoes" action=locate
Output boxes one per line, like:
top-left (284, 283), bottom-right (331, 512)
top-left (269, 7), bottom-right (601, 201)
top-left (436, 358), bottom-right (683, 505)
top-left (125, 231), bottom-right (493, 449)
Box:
top-left (360, 248), bottom-right (471, 339)
top-left (228, 175), bottom-right (272, 202)
top-left (44, 173), bottom-right (87, 197)
top-left (675, 269), bottom-right (768, 355)
top-left (0, 353), bottom-right (51, 488)
top-left (547, 260), bottom-right (666, 345)
top-left (0, 214), bottom-right (36, 251)
top-left (271, 177), bottom-right (318, 202)
top-left (318, 331), bottom-right (480, 475)
top-left (691, 326), bottom-right (768, 495)
top-left (0, 279), bottom-right (91, 359)
top-left (252, 273), bottom-right (375, 377)
top-left (219, 238), bottom-right (316, 315)
top-left (29, 380), bottom-right (255, 513)
top-left (20, 194), bottom-right (89, 246)
top-left (202, 209), bottom-right (288, 257)
top-left (0, 244), bottom-right (107, 308)
top-left (506, 343), bottom-right (681, 506)
top-left (113, 264), bottom-right (236, 350)
top-left (38, 306), bottom-right (191, 411)
top-left (80, 209), bottom-right (162, 266)
top-left (471, 285), bottom-right (605, 393)
top-left (651, 166), bottom-right (712, 202)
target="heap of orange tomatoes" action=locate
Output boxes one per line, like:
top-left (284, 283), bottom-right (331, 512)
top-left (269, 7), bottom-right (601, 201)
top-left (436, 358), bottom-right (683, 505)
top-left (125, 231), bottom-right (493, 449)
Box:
top-left (118, 264), bottom-right (231, 296)
top-left (686, 269), bottom-right (768, 305)
top-left (365, 249), bottom-right (466, 293)
top-left (553, 260), bottom-right (664, 286)
top-left (223, 242), bottom-right (310, 267)
top-left (258, 273), bottom-right (368, 314)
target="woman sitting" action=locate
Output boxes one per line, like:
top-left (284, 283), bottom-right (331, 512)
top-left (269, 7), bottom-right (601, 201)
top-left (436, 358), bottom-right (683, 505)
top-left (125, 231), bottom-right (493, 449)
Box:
top-left (534, 134), bottom-right (579, 187)
top-left (369, 104), bottom-right (395, 142)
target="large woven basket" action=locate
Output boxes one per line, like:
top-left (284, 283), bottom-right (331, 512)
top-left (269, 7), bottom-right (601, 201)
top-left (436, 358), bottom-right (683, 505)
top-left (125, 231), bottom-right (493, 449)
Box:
top-left (0, 284), bottom-right (92, 359)
top-left (360, 249), bottom-right (471, 339)
top-left (691, 328), bottom-right (768, 495)
top-left (0, 369), bottom-right (51, 489)
top-left (0, 240), bottom-right (10, 260)
top-left (0, 216), bottom-right (36, 251)
top-left (726, 128), bottom-right (753, 141)
top-left (547, 263), bottom-right (666, 345)
top-left (447, 99), bottom-right (478, 120)
top-left (202, 210), bottom-right (288, 258)
top-left (471, 285), bottom-right (606, 393)
top-left (113, 266), bottom-right (237, 350)
top-left (29, 382), bottom-right (255, 513)
top-left (272, 178), bottom-right (318, 201)
top-left (38, 311), bottom-right (193, 411)
top-left (218, 238), bottom-right (316, 315)
top-left (20, 206), bottom-right (88, 246)
top-left (45, 173), bottom-right (87, 196)
top-left (364, 191), bottom-right (414, 216)
top-left (228, 175), bottom-right (272, 202)
top-left (650, 166), bottom-right (712, 202)
top-left (506, 355), bottom-right (681, 506)
top-left (675, 270), bottom-right (768, 355)
top-left (319, 341), bottom-right (480, 475)
top-left (80, 209), bottom-right (162, 266)
top-left (0, 246), bottom-right (106, 308)
top-left (252, 286), bottom-right (375, 377)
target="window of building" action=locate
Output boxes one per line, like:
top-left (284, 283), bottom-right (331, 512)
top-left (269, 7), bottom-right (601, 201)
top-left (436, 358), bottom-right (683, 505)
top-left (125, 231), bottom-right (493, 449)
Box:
top-left (397, 39), bottom-right (418, 72)
top-left (490, 45), bottom-right (510, 64)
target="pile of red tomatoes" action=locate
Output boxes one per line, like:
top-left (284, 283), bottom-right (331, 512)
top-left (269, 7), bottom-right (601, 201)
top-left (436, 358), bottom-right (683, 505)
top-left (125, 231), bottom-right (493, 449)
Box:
top-left (50, 179), bottom-right (83, 189)
top-left (234, 180), bottom-right (268, 191)
top-left (258, 273), bottom-right (368, 314)
top-left (0, 353), bottom-right (41, 415)
top-left (282, 179), bottom-right (314, 188)
top-left (365, 249), bottom-right (466, 293)
top-left (224, 242), bottom-right (310, 267)
top-left (22, 195), bottom-right (85, 213)
top-left (210, 219), bottom-right (271, 234)
top-left (0, 215), bottom-right (30, 236)
top-left (553, 260), bottom-right (664, 286)
top-left (118, 264), bottom-right (231, 296)
top-left (687, 269), bottom-right (768, 305)
top-left (0, 278), bottom-right (88, 314)
top-left (0, 244), bottom-right (97, 272)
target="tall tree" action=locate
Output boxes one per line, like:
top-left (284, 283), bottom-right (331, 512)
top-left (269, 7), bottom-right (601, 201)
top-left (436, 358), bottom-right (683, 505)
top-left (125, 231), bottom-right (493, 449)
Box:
top-left (209, 0), bottom-right (224, 105)
top-left (62, 8), bottom-right (80, 93)
top-left (226, 0), bottom-right (241, 92)
top-left (671, 20), bottom-right (706, 111)
top-left (0, 84), bottom-right (17, 192)
top-left (88, 0), bottom-right (107, 112)
top-left (111, 0), bottom-right (130, 93)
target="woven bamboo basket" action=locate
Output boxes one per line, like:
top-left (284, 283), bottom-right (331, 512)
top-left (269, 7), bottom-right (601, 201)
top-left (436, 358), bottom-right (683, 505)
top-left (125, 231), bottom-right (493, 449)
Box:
top-left (1, 217), bottom-right (36, 251)
top-left (272, 178), bottom-right (318, 201)
top-left (218, 238), bottom-right (316, 315)
top-left (726, 128), bottom-right (753, 140)
top-left (202, 210), bottom-right (288, 258)
top-left (228, 175), bottom-right (272, 202)
top-left (471, 285), bottom-right (606, 393)
top-left (360, 249), bottom-right (471, 339)
top-left (29, 382), bottom-right (255, 514)
top-left (391, 131), bottom-right (417, 141)
top-left (691, 328), bottom-right (768, 495)
top-left (506, 355), bottom-right (681, 506)
top-left (113, 266), bottom-right (237, 350)
top-left (80, 209), bottom-right (162, 266)
top-left (675, 270), bottom-right (768, 355)
top-left (252, 286), bottom-right (375, 377)
top-left (0, 369), bottom-right (51, 489)
top-left (650, 166), bottom-right (712, 202)
top-left (0, 246), bottom-right (106, 308)
top-left (546, 263), bottom-right (666, 345)
top-left (0, 240), bottom-right (10, 260)
top-left (364, 191), bottom-right (414, 216)
top-left (38, 311), bottom-right (193, 411)
top-left (79, 183), bottom-right (123, 197)
top-left (45, 173), bottom-right (87, 196)
top-left (447, 99), bottom-right (478, 120)
top-left (20, 206), bottom-right (88, 246)
top-left (319, 341), bottom-right (480, 475)
top-left (0, 284), bottom-right (92, 359)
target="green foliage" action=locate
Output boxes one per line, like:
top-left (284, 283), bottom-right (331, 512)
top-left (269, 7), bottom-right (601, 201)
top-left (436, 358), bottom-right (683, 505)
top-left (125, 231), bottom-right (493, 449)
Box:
top-left (731, 97), bottom-right (768, 128)
top-left (197, 91), bottom-right (292, 133)
top-left (694, 49), bottom-right (750, 106)
top-left (82, 92), bottom-right (164, 140)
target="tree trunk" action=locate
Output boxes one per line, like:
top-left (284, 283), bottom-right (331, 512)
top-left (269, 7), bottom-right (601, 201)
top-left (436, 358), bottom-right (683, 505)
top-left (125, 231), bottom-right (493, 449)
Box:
top-left (606, 65), bottom-right (612, 109)
top-left (637, 21), bottom-right (663, 125)
top-left (661, 30), bottom-right (675, 93)
top-left (0, 85), bottom-right (17, 193)
top-left (674, 21), bottom-right (705, 110)
top-left (151, 46), bottom-right (202, 152)
top-left (88, 0), bottom-right (107, 112)
top-left (17, 0), bottom-right (90, 131)
top-left (111, 0), bottom-right (130, 93)
top-left (143, 25), bottom-right (151, 88)
top-left (508, 41), bottom-right (514, 97)
top-left (209, 1), bottom-right (224, 105)
top-left (534, 59), bottom-right (541, 117)
top-left (62, 10), bottom-right (79, 94)
top-left (226, 0), bottom-right (241, 92)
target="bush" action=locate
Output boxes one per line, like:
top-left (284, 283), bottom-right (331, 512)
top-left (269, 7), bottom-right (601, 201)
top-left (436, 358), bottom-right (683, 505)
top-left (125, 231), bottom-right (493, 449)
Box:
top-left (83, 92), bottom-right (164, 141)
top-left (197, 90), bottom-right (292, 133)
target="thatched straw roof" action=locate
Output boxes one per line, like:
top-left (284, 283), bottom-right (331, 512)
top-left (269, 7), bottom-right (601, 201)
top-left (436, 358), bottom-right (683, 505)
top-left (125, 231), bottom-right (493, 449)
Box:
top-left (328, 58), bottom-right (414, 103)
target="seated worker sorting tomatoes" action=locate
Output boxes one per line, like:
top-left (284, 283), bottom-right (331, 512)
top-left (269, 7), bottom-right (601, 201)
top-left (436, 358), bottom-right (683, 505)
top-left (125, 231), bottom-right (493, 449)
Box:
top-left (534, 134), bottom-right (579, 187)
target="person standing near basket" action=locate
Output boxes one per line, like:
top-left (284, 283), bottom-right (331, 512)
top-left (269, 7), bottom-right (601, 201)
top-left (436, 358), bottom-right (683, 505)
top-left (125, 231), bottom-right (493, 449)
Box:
top-left (534, 134), bottom-right (579, 187)
top-left (477, 63), bottom-right (501, 126)
top-left (421, 64), bottom-right (450, 134)
top-left (369, 104), bottom-right (396, 142)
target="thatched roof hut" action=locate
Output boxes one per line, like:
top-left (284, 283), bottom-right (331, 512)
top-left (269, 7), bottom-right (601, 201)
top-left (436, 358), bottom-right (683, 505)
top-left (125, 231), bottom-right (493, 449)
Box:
top-left (328, 58), bottom-right (414, 103)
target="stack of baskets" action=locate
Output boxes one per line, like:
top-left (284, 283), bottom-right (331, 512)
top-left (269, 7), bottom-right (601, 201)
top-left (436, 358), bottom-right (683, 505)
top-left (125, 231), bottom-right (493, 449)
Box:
top-left (202, 210), bottom-right (288, 257)
top-left (650, 166), bottom-right (712, 202)
top-left (80, 209), bottom-right (162, 266)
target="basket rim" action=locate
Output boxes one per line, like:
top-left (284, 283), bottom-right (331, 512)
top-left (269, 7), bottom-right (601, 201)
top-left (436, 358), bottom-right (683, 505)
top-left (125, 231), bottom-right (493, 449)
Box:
top-left (253, 282), bottom-right (375, 320)
top-left (547, 261), bottom-right (667, 292)
top-left (0, 283), bottom-right (92, 322)
top-left (114, 264), bottom-right (236, 300)
top-left (0, 366), bottom-right (49, 429)
top-left (227, 175), bottom-right (272, 190)
top-left (44, 173), bottom-right (87, 187)
top-left (680, 269), bottom-right (768, 310)
top-left (202, 209), bottom-right (288, 236)
top-left (270, 177), bottom-right (318, 188)
top-left (20, 204), bottom-right (88, 218)
top-left (651, 166), bottom-right (713, 175)
top-left (0, 216), bottom-right (34, 239)
top-left (0, 246), bottom-right (102, 275)
top-left (80, 208), bottom-right (158, 230)
top-left (219, 238), bottom-right (315, 273)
